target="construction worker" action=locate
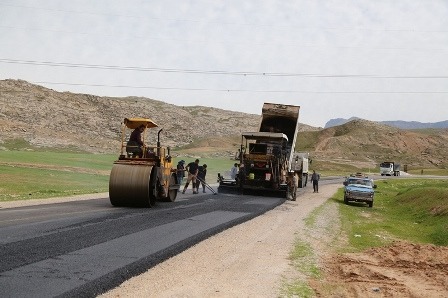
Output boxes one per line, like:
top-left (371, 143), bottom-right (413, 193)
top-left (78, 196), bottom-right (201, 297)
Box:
top-left (196, 164), bottom-right (208, 193)
top-left (182, 159), bottom-right (199, 194)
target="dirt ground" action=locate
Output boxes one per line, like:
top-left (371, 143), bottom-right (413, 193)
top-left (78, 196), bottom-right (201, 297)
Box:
top-left (98, 184), bottom-right (448, 298)
top-left (313, 242), bottom-right (448, 297)
top-left (3, 186), bottom-right (447, 297)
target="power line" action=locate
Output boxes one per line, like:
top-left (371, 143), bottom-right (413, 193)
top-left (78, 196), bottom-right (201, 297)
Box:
top-left (31, 81), bottom-right (448, 94)
top-left (2, 58), bottom-right (448, 79)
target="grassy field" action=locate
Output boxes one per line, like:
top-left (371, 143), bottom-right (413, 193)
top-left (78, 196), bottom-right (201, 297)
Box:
top-left (334, 178), bottom-right (448, 249)
top-left (1, 147), bottom-right (447, 205)
top-left (0, 150), bottom-right (237, 202)
top-left (0, 151), bottom-right (116, 202)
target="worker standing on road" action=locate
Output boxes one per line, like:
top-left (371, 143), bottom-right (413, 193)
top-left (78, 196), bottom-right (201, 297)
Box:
top-left (311, 170), bottom-right (320, 193)
top-left (182, 159), bottom-right (199, 194)
top-left (196, 164), bottom-right (208, 193)
top-left (230, 163), bottom-right (239, 180)
top-left (238, 163), bottom-right (246, 194)
top-left (176, 160), bottom-right (185, 189)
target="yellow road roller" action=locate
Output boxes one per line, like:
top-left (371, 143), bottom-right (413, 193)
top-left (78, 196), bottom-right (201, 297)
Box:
top-left (109, 117), bottom-right (180, 207)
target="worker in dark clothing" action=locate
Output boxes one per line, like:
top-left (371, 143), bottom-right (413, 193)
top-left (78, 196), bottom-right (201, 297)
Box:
top-left (176, 160), bottom-right (186, 189)
top-left (127, 124), bottom-right (145, 157)
top-left (238, 163), bottom-right (246, 194)
top-left (195, 164), bottom-right (208, 193)
top-left (311, 170), bottom-right (320, 193)
top-left (182, 159), bottom-right (199, 194)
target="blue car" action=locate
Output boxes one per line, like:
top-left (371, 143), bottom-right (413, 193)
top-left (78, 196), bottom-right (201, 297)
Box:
top-left (343, 176), bottom-right (377, 207)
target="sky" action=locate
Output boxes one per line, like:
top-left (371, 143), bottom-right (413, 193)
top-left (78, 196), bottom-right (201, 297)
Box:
top-left (1, 0), bottom-right (447, 127)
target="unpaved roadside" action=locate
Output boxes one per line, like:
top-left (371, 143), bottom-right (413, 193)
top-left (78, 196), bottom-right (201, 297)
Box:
top-left (99, 183), bottom-right (448, 298)
top-left (100, 184), bottom-right (340, 297)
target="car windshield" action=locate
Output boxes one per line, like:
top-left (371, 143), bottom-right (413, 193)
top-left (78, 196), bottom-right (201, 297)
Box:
top-left (348, 179), bottom-right (372, 187)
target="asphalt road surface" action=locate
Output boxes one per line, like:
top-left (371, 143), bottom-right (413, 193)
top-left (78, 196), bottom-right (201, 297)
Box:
top-left (0, 187), bottom-right (300, 298)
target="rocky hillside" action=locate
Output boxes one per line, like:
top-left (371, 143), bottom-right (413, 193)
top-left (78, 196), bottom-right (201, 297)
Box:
top-left (0, 79), bottom-right (315, 155)
top-left (1, 79), bottom-right (447, 168)
top-left (297, 119), bottom-right (448, 169)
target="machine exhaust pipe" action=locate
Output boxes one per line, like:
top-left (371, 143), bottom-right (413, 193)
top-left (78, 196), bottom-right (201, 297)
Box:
top-left (157, 129), bottom-right (163, 157)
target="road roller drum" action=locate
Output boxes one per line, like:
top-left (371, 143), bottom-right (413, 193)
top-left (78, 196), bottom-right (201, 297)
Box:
top-left (108, 117), bottom-right (179, 207)
top-left (109, 163), bottom-right (157, 207)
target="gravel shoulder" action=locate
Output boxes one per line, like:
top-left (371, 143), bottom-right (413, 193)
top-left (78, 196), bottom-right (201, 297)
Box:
top-left (100, 184), bottom-right (340, 297)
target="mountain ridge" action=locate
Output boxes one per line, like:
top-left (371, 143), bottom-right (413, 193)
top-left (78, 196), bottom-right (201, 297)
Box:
top-left (1, 79), bottom-right (447, 169)
top-left (325, 117), bottom-right (448, 129)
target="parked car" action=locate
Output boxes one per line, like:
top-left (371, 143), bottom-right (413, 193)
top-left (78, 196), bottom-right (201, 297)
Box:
top-left (343, 175), bottom-right (377, 207)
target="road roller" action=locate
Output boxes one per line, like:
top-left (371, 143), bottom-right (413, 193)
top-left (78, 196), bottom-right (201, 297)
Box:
top-left (109, 117), bottom-right (180, 207)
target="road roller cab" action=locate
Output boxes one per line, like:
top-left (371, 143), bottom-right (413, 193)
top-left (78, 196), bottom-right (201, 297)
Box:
top-left (109, 118), bottom-right (180, 207)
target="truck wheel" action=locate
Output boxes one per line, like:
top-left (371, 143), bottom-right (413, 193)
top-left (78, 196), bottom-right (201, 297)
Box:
top-left (368, 201), bottom-right (373, 208)
top-left (343, 195), bottom-right (348, 204)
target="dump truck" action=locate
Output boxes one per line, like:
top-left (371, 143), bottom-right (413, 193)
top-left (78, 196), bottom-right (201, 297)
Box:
top-left (380, 161), bottom-right (401, 176)
top-left (109, 118), bottom-right (180, 207)
top-left (218, 103), bottom-right (302, 199)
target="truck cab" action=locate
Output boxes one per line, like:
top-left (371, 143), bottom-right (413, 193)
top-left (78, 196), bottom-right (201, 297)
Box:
top-left (380, 161), bottom-right (401, 176)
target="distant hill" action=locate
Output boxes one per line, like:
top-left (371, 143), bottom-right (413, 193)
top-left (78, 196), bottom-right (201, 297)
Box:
top-left (0, 79), bottom-right (316, 156)
top-left (1, 79), bottom-right (447, 169)
top-left (298, 119), bottom-right (448, 170)
top-left (381, 120), bottom-right (448, 130)
top-left (325, 117), bottom-right (448, 130)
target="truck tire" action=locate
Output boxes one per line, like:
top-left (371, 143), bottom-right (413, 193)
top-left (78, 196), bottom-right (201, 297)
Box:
top-left (344, 195), bottom-right (348, 204)
top-left (368, 201), bottom-right (373, 208)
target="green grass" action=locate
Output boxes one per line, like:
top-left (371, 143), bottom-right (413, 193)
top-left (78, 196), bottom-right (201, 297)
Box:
top-left (0, 150), bottom-right (238, 201)
top-left (406, 168), bottom-right (448, 176)
top-left (280, 239), bottom-right (319, 297)
top-left (0, 151), bottom-right (116, 202)
top-left (0, 165), bottom-right (110, 201)
top-left (280, 280), bottom-right (315, 298)
top-left (333, 178), bottom-right (448, 251)
top-left (0, 150), bottom-right (116, 170)
top-left (282, 178), bottom-right (448, 296)
top-left (309, 160), bottom-right (378, 177)
top-left (289, 240), bottom-right (321, 279)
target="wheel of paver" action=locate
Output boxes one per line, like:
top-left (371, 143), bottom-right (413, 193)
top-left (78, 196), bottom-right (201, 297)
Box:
top-left (166, 174), bottom-right (178, 202)
top-left (109, 164), bottom-right (156, 207)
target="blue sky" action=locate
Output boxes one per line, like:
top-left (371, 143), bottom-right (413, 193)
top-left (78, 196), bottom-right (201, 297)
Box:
top-left (1, 0), bottom-right (447, 127)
